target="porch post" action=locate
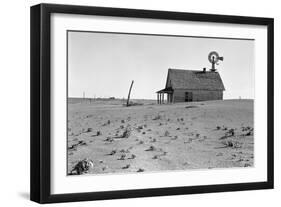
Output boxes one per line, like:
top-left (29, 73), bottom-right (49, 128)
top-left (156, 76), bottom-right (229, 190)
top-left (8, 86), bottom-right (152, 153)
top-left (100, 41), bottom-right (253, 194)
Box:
top-left (157, 93), bottom-right (159, 104)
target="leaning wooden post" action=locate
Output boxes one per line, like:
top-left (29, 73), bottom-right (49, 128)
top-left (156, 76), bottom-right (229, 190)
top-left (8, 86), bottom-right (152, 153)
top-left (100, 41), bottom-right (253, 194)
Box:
top-left (126, 80), bottom-right (134, 107)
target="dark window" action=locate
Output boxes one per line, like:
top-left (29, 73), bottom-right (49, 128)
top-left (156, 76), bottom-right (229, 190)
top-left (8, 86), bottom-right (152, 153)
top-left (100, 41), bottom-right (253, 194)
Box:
top-left (185, 92), bottom-right (193, 102)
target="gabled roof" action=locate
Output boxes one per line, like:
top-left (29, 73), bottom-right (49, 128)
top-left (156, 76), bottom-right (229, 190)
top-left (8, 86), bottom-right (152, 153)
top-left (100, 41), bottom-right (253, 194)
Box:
top-left (165, 68), bottom-right (225, 91)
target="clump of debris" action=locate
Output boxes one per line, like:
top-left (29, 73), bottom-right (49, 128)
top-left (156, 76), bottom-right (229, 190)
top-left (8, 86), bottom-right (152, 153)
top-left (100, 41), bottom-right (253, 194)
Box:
top-left (120, 126), bottom-right (131, 138)
top-left (221, 140), bottom-right (242, 149)
top-left (69, 158), bottom-right (94, 175)
top-left (68, 140), bottom-right (87, 151)
top-left (242, 126), bottom-right (254, 136)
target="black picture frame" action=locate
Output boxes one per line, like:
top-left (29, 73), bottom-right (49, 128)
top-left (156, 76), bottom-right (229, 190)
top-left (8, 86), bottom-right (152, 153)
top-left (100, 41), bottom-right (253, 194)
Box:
top-left (30, 3), bottom-right (274, 204)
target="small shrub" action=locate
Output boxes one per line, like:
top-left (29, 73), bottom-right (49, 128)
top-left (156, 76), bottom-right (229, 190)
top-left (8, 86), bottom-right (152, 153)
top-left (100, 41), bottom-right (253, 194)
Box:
top-left (137, 168), bottom-right (145, 172)
top-left (122, 164), bottom-right (130, 169)
top-left (164, 130), bottom-right (170, 137)
top-left (185, 105), bottom-right (198, 109)
top-left (245, 131), bottom-right (253, 136)
top-left (153, 114), bottom-right (161, 120)
top-left (86, 128), bottom-right (93, 132)
top-left (128, 154), bottom-right (136, 159)
top-left (104, 137), bottom-right (114, 142)
top-left (228, 128), bottom-right (235, 136)
top-left (221, 140), bottom-right (241, 148)
top-left (108, 150), bottom-right (117, 155)
top-left (150, 138), bottom-right (157, 143)
top-left (118, 154), bottom-right (126, 160)
top-left (145, 145), bottom-right (156, 151)
top-left (152, 155), bottom-right (158, 159)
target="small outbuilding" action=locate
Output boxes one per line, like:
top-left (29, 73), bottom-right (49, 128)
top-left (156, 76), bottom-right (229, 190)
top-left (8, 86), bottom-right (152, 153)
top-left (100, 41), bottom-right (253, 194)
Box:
top-left (156, 68), bottom-right (225, 103)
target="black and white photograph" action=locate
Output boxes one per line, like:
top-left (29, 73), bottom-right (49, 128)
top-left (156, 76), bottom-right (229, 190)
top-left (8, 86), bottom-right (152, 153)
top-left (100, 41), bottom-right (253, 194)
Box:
top-left (67, 31), bottom-right (255, 175)
top-left (28, 2), bottom-right (274, 204)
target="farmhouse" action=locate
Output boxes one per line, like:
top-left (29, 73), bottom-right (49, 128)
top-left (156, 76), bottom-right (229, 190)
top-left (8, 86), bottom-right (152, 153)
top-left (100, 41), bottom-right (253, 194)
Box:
top-left (156, 68), bottom-right (225, 103)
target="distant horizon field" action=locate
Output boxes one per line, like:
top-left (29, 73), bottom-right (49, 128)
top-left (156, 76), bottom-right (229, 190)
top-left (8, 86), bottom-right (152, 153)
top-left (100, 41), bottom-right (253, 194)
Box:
top-left (68, 97), bottom-right (254, 105)
top-left (68, 97), bottom-right (254, 101)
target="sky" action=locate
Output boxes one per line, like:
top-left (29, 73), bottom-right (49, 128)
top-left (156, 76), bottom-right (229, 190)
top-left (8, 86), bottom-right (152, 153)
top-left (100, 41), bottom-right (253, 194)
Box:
top-left (68, 31), bottom-right (254, 100)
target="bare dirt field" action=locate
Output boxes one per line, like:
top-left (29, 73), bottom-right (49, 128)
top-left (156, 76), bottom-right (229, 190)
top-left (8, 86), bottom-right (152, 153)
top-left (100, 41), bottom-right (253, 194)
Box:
top-left (67, 99), bottom-right (254, 175)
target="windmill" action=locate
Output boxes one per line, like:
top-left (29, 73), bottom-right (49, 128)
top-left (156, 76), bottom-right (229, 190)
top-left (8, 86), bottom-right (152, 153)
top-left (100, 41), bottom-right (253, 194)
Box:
top-left (208, 51), bottom-right (224, 72)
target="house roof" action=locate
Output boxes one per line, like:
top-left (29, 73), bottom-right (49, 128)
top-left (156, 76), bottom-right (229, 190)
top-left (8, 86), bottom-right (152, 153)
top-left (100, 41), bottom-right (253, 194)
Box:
top-left (165, 68), bottom-right (225, 91)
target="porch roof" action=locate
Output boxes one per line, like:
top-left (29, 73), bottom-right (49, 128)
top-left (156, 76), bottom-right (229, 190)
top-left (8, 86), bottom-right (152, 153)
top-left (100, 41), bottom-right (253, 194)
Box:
top-left (156, 87), bottom-right (173, 93)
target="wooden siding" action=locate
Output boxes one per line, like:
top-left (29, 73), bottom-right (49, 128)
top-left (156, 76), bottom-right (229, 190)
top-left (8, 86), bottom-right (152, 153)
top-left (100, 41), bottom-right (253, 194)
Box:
top-left (173, 89), bottom-right (223, 102)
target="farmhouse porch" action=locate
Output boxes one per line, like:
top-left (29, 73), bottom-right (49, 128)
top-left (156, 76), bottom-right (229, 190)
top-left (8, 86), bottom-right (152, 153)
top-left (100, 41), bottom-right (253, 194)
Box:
top-left (156, 87), bottom-right (173, 104)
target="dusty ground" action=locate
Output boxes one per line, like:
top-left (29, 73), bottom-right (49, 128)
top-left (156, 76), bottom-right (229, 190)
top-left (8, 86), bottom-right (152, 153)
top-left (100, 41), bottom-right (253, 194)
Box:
top-left (67, 99), bottom-right (254, 175)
